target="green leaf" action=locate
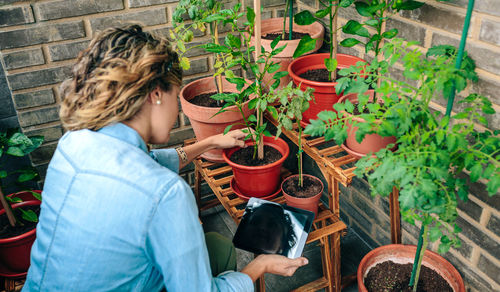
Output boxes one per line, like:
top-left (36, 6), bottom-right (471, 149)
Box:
top-left (314, 8), bottom-right (329, 19)
top-left (293, 35), bottom-right (316, 58)
top-left (270, 36), bottom-right (280, 49)
top-left (246, 7), bottom-right (255, 24)
top-left (382, 28), bottom-right (398, 39)
top-left (487, 174), bottom-right (500, 195)
top-left (399, 0), bottom-right (425, 10)
top-left (354, 1), bottom-right (372, 17)
top-left (340, 38), bottom-right (361, 48)
top-left (342, 20), bottom-right (369, 38)
top-left (294, 10), bottom-right (316, 25)
top-left (335, 77), bottom-right (350, 95)
top-left (364, 19), bottom-right (379, 28)
top-left (429, 226), bottom-right (442, 242)
top-left (20, 209), bottom-right (38, 223)
top-left (436, 130), bottom-right (445, 145)
top-left (204, 43), bottom-right (230, 53)
top-left (273, 71), bottom-right (289, 79)
top-left (223, 124), bottom-right (233, 135)
top-left (7, 132), bottom-right (32, 146)
top-left (0, 170), bottom-right (6, 178)
top-left (446, 135), bottom-right (457, 152)
top-left (339, 0), bottom-right (355, 8)
top-left (267, 106), bottom-right (278, 119)
top-left (324, 58), bottom-right (338, 72)
top-left (179, 57), bottom-right (190, 70)
top-left (267, 63), bottom-right (281, 74)
top-left (18, 170), bottom-right (37, 183)
top-left (203, 14), bottom-right (226, 23)
top-left (225, 34), bottom-right (241, 48)
top-left (470, 163), bottom-right (482, 182)
top-left (248, 98), bottom-right (258, 110)
top-left (6, 146), bottom-right (24, 157)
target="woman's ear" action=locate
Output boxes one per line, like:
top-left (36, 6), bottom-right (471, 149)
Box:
top-left (147, 86), bottom-right (162, 104)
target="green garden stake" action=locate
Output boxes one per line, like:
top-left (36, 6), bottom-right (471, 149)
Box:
top-left (445, 0), bottom-right (475, 117)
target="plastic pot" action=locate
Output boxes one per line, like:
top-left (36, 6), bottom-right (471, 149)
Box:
top-left (223, 136), bottom-right (289, 197)
top-left (288, 53), bottom-right (366, 124)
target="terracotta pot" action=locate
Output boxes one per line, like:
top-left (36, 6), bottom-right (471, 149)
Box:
top-left (339, 91), bottom-right (396, 158)
top-left (281, 174), bottom-right (323, 218)
top-left (223, 136), bottom-right (289, 197)
top-left (0, 200), bottom-right (41, 273)
top-left (288, 53), bottom-right (366, 124)
top-left (358, 244), bottom-right (465, 292)
top-left (251, 18), bottom-right (324, 90)
top-left (180, 76), bottom-right (254, 162)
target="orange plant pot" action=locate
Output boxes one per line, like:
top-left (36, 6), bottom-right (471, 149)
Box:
top-left (288, 53), bottom-right (366, 124)
top-left (281, 174), bottom-right (323, 218)
top-left (223, 136), bottom-right (289, 197)
top-left (357, 244), bottom-right (465, 292)
top-left (251, 18), bottom-right (324, 90)
top-left (180, 77), bottom-right (253, 162)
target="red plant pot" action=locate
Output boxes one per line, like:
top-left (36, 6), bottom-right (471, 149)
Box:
top-left (223, 136), bottom-right (289, 197)
top-left (288, 53), bottom-right (367, 124)
top-left (357, 244), bottom-right (465, 292)
top-left (0, 191), bottom-right (41, 212)
top-left (180, 76), bottom-right (254, 163)
top-left (282, 174), bottom-right (323, 218)
top-left (0, 200), bottom-right (41, 273)
top-left (339, 92), bottom-right (397, 158)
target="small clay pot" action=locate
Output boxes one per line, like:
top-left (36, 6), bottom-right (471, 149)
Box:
top-left (281, 174), bottom-right (323, 218)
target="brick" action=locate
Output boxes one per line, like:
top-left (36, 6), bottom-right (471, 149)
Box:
top-left (165, 126), bottom-right (194, 147)
top-left (351, 221), bottom-right (379, 248)
top-left (180, 112), bottom-right (191, 126)
top-left (472, 76), bottom-right (500, 106)
top-left (3, 48), bottom-right (45, 70)
top-left (486, 213), bottom-right (500, 235)
top-left (450, 236), bottom-right (473, 259)
top-left (35, 0), bottom-right (123, 21)
top-left (0, 0), bottom-right (19, 5)
top-left (30, 143), bottom-right (57, 164)
top-left (445, 252), bottom-right (495, 292)
top-left (399, 4), bottom-right (465, 35)
top-left (432, 32), bottom-right (500, 76)
top-left (401, 221), bottom-right (421, 242)
top-left (25, 125), bottom-right (64, 143)
top-left (0, 63), bottom-right (16, 119)
top-left (152, 26), bottom-right (205, 39)
top-left (0, 21), bottom-right (85, 50)
top-left (457, 216), bottom-right (500, 259)
top-left (13, 89), bottom-right (55, 109)
top-left (128, 0), bottom-right (177, 8)
top-left (374, 225), bottom-right (391, 246)
top-left (386, 18), bottom-right (425, 46)
top-left (49, 40), bottom-right (90, 62)
top-left (300, 0), bottom-right (316, 9)
top-left (18, 106), bottom-right (60, 128)
top-left (0, 117), bottom-right (20, 131)
top-left (244, 0), bottom-right (285, 8)
top-left (183, 58), bottom-right (209, 76)
top-left (338, 6), bottom-right (363, 23)
top-left (479, 19), bottom-right (500, 46)
top-left (0, 5), bottom-right (34, 27)
top-left (457, 197), bottom-right (482, 222)
top-left (7, 65), bottom-right (72, 91)
top-left (184, 40), bottom-right (209, 58)
top-left (90, 8), bottom-right (167, 32)
top-left (276, 7), bottom-right (297, 18)
top-left (459, 173), bottom-right (500, 210)
top-left (477, 254), bottom-right (500, 285)
top-left (442, 0), bottom-right (500, 17)
top-left (340, 195), bottom-right (373, 232)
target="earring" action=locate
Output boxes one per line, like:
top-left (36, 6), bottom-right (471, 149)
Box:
top-left (156, 99), bottom-right (162, 105)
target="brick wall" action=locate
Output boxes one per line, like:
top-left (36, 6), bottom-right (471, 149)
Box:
top-left (0, 0), bottom-right (286, 184)
top-left (295, 0), bottom-right (500, 291)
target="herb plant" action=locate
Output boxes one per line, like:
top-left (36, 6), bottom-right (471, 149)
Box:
top-left (276, 83), bottom-right (315, 186)
top-left (205, 5), bottom-right (288, 160)
top-left (0, 129), bottom-right (43, 226)
top-left (305, 39), bottom-right (500, 290)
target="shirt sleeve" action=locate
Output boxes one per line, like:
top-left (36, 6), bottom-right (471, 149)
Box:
top-left (150, 149), bottom-right (179, 174)
top-left (145, 179), bottom-right (253, 292)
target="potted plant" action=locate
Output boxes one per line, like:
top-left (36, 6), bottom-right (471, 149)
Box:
top-left (172, 0), bottom-right (254, 162)
top-left (203, 5), bottom-right (291, 198)
top-left (307, 38), bottom-right (500, 290)
top-left (251, 0), bottom-right (325, 90)
top-left (0, 128), bottom-right (43, 274)
top-left (275, 83), bottom-right (324, 218)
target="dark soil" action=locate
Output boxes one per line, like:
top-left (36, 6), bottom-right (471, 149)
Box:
top-left (262, 31), bottom-right (309, 40)
top-left (364, 260), bottom-right (453, 292)
top-left (229, 145), bottom-right (282, 166)
top-left (0, 205), bottom-right (39, 239)
top-left (283, 175), bottom-right (322, 198)
top-left (188, 92), bottom-right (231, 108)
top-left (299, 68), bottom-right (340, 83)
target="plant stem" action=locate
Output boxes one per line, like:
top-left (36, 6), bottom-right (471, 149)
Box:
top-left (0, 187), bottom-right (16, 227)
top-left (409, 223), bottom-right (429, 291)
top-left (329, 1), bottom-right (339, 81)
top-left (289, 0), bottom-right (293, 41)
top-left (283, 0), bottom-right (290, 40)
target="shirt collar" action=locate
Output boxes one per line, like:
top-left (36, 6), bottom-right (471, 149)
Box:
top-left (98, 123), bottom-right (149, 154)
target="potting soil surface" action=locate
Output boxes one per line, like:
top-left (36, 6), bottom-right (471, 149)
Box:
top-left (262, 31), bottom-right (309, 40)
top-left (229, 145), bottom-right (282, 166)
top-left (0, 205), bottom-right (39, 239)
top-left (282, 175), bottom-right (322, 198)
top-left (299, 68), bottom-right (339, 83)
top-left (188, 92), bottom-right (232, 107)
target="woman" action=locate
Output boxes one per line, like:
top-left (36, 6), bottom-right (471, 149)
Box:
top-left (23, 25), bottom-right (307, 291)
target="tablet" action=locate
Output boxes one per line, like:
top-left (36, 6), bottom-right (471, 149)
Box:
top-left (232, 197), bottom-right (315, 259)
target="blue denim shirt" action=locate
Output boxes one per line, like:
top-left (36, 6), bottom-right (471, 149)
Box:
top-left (23, 123), bottom-right (253, 292)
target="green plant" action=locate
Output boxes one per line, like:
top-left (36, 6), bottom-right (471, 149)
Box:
top-left (340, 0), bottom-right (424, 56)
top-left (294, 0), bottom-right (355, 80)
top-left (205, 5), bottom-right (289, 160)
top-left (305, 39), bottom-right (499, 290)
top-left (276, 83), bottom-right (315, 186)
top-left (0, 129), bottom-right (43, 226)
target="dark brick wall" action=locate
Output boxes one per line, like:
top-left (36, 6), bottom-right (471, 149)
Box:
top-left (296, 0), bottom-right (500, 291)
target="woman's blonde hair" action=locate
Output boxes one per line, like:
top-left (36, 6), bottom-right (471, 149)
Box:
top-left (60, 24), bottom-right (182, 131)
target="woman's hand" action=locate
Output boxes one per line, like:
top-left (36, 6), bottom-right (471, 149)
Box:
top-left (208, 129), bottom-right (248, 150)
top-left (241, 254), bottom-right (308, 282)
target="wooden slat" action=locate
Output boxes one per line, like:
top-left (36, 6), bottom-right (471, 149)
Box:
top-left (291, 277), bottom-right (329, 292)
top-left (329, 155), bottom-right (357, 166)
top-left (307, 137), bottom-right (327, 147)
top-left (318, 146), bottom-right (344, 157)
top-left (306, 221), bottom-right (347, 244)
top-left (205, 165), bottom-right (233, 177)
